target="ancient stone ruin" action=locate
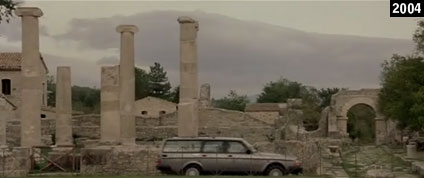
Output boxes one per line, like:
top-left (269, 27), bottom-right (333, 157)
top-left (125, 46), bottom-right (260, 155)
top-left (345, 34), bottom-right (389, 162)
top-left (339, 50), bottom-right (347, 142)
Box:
top-left (0, 6), bottom-right (405, 177)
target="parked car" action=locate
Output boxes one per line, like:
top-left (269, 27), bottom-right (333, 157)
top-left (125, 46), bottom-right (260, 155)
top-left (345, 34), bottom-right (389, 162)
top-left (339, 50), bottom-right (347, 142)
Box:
top-left (156, 137), bottom-right (303, 176)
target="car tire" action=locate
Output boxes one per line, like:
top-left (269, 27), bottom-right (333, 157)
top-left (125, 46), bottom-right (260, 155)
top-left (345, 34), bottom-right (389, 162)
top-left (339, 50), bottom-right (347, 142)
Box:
top-left (265, 165), bottom-right (286, 177)
top-left (183, 165), bottom-right (201, 176)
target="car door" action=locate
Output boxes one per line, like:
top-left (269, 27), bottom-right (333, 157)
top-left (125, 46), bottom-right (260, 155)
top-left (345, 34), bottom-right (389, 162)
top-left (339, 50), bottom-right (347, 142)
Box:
top-left (223, 141), bottom-right (253, 173)
top-left (199, 140), bottom-right (225, 173)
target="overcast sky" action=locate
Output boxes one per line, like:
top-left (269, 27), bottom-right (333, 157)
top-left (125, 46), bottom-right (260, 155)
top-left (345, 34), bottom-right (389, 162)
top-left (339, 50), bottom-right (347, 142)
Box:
top-left (0, 1), bottom-right (419, 97)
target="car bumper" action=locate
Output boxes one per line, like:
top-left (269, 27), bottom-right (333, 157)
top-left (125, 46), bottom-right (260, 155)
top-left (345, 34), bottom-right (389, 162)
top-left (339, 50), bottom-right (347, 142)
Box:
top-left (156, 165), bottom-right (174, 174)
top-left (288, 166), bottom-right (303, 174)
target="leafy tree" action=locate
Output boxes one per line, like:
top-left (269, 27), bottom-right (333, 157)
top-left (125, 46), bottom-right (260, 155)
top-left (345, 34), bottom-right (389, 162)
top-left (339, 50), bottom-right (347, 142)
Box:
top-left (0, 0), bottom-right (18, 23)
top-left (257, 78), bottom-right (307, 103)
top-left (379, 55), bottom-right (424, 131)
top-left (148, 62), bottom-right (172, 100)
top-left (169, 86), bottom-right (179, 103)
top-left (72, 85), bottom-right (100, 114)
top-left (212, 90), bottom-right (249, 111)
top-left (413, 20), bottom-right (424, 55)
top-left (317, 88), bottom-right (342, 108)
top-left (135, 67), bottom-right (150, 100)
top-left (47, 75), bottom-right (56, 107)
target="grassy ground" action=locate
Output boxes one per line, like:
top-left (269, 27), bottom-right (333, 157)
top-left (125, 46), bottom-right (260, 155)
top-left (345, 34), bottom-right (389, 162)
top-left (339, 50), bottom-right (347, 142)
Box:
top-left (28, 176), bottom-right (329, 178)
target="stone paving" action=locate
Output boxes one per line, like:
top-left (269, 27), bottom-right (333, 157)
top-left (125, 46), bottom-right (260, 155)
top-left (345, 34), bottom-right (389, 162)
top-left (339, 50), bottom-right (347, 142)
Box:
top-left (341, 145), bottom-right (418, 178)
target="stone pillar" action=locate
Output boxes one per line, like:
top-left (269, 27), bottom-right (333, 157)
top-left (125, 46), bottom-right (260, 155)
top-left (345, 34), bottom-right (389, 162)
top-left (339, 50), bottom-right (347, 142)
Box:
top-left (100, 66), bottom-right (120, 144)
top-left (55, 67), bottom-right (73, 146)
top-left (199, 83), bottom-right (211, 108)
top-left (375, 117), bottom-right (387, 145)
top-left (337, 116), bottom-right (348, 136)
top-left (177, 16), bottom-right (199, 137)
top-left (15, 7), bottom-right (43, 147)
top-left (116, 25), bottom-right (138, 145)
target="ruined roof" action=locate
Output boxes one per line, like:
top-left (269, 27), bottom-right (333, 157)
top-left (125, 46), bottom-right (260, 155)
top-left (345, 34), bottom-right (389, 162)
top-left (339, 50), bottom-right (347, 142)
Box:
top-left (0, 52), bottom-right (48, 72)
top-left (245, 103), bottom-right (286, 112)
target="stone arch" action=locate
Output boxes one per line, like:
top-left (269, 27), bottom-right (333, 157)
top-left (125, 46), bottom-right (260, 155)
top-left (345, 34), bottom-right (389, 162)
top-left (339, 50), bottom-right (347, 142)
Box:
top-left (328, 89), bottom-right (387, 144)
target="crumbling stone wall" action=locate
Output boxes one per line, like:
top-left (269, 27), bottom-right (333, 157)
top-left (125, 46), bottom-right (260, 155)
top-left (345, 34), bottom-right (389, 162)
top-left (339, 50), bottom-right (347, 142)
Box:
top-left (0, 147), bottom-right (31, 177)
top-left (80, 146), bottom-right (159, 175)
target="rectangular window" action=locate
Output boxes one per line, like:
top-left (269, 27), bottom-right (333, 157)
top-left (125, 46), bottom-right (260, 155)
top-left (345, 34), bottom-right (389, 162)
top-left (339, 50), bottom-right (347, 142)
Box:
top-left (202, 141), bottom-right (224, 153)
top-left (1, 79), bottom-right (11, 95)
top-left (163, 140), bottom-right (202, 153)
top-left (225, 141), bottom-right (248, 153)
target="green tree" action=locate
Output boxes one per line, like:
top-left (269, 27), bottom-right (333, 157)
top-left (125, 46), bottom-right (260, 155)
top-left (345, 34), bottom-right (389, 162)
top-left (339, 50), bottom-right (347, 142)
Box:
top-left (317, 88), bottom-right (342, 108)
top-left (148, 62), bottom-right (172, 100)
top-left (257, 78), bottom-right (307, 103)
top-left (379, 55), bottom-right (424, 130)
top-left (72, 86), bottom-right (100, 114)
top-left (0, 0), bottom-right (18, 23)
top-left (378, 20), bottom-right (424, 131)
top-left (135, 67), bottom-right (150, 100)
top-left (47, 75), bottom-right (56, 107)
top-left (169, 86), bottom-right (179, 103)
top-left (213, 90), bottom-right (249, 111)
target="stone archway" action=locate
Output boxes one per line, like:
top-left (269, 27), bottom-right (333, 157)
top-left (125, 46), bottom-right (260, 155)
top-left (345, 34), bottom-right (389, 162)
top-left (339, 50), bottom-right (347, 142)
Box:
top-left (327, 89), bottom-right (387, 145)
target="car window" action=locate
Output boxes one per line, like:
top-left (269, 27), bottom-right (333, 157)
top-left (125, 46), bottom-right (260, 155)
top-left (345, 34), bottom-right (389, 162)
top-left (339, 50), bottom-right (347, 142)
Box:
top-left (202, 141), bottom-right (224, 153)
top-left (163, 140), bottom-right (202, 153)
top-left (225, 141), bottom-right (248, 153)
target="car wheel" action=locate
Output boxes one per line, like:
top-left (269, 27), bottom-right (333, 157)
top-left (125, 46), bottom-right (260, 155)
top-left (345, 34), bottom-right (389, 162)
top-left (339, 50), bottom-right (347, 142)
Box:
top-left (183, 165), bottom-right (201, 176)
top-left (266, 165), bottom-right (285, 177)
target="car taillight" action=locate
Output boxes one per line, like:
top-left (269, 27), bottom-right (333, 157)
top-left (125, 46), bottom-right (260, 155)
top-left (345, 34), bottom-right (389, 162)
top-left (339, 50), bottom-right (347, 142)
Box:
top-left (295, 160), bottom-right (301, 166)
top-left (156, 158), bottom-right (162, 166)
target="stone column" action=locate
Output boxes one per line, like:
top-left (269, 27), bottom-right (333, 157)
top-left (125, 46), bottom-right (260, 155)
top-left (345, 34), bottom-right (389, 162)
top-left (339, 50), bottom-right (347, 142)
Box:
top-left (337, 116), bottom-right (348, 136)
top-left (100, 66), bottom-right (120, 144)
top-left (116, 25), bottom-right (138, 145)
top-left (199, 83), bottom-right (211, 108)
top-left (55, 67), bottom-right (73, 146)
top-left (177, 17), bottom-right (199, 137)
top-left (15, 7), bottom-right (43, 147)
top-left (375, 116), bottom-right (387, 145)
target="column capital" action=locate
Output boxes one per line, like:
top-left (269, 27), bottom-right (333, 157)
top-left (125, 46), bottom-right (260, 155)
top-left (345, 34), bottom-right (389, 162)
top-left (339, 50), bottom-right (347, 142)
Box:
top-left (178, 16), bottom-right (197, 24)
top-left (15, 7), bottom-right (43, 17)
top-left (116, 25), bottom-right (139, 33)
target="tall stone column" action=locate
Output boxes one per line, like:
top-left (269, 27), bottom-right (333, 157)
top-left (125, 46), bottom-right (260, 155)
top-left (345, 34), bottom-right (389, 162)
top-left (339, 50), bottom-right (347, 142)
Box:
top-left (55, 67), bottom-right (73, 146)
top-left (116, 25), bottom-right (138, 145)
top-left (15, 7), bottom-right (43, 147)
top-left (177, 17), bottom-right (199, 137)
top-left (100, 66), bottom-right (120, 144)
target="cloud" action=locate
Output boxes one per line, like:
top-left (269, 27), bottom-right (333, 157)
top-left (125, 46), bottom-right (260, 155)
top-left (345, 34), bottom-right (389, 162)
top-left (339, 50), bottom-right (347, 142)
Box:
top-left (5, 10), bottom-right (416, 97)
top-left (96, 56), bottom-right (118, 65)
top-left (0, 18), bottom-right (49, 42)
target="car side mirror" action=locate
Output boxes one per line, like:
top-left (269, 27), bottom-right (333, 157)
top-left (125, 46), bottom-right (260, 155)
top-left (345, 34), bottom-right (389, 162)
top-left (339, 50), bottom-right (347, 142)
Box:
top-left (246, 150), bottom-right (252, 154)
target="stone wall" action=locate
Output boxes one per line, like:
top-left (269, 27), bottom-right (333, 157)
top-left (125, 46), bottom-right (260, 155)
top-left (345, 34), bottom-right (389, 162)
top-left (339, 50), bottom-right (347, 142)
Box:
top-left (245, 112), bottom-right (278, 125)
top-left (80, 145), bottom-right (159, 175)
top-left (8, 107), bottom-right (275, 147)
top-left (0, 147), bottom-right (31, 177)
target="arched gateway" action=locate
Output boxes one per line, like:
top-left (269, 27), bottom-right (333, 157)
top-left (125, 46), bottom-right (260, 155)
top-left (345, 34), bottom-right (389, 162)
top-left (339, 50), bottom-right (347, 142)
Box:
top-left (328, 89), bottom-right (387, 145)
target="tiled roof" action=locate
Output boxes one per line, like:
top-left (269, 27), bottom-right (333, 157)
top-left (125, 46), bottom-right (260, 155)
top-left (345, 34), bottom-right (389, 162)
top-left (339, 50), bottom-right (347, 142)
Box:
top-left (0, 52), bottom-right (48, 72)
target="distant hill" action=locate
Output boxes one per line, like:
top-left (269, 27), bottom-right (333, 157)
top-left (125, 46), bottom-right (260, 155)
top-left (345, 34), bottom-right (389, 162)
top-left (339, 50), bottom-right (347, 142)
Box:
top-left (2, 10), bottom-right (415, 97)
